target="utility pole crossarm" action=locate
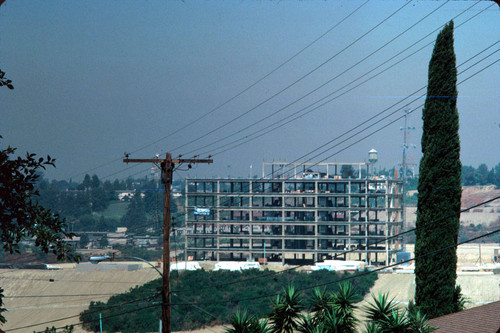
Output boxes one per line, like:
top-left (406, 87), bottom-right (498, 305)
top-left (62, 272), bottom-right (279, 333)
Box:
top-left (123, 158), bottom-right (213, 164)
top-left (173, 158), bottom-right (213, 164)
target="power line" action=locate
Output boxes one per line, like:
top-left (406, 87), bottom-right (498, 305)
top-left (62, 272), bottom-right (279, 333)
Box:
top-left (293, 57), bottom-right (500, 176)
top-left (10, 4), bottom-right (495, 329)
top-left (227, 44), bottom-right (493, 180)
top-left (4, 292), bottom-right (155, 299)
top-left (136, 228), bottom-right (499, 311)
top-left (183, 0), bottom-right (454, 157)
top-left (129, 0), bottom-right (372, 157)
top-left (24, 226), bottom-right (500, 332)
top-left (28, 63), bottom-right (495, 330)
top-left (0, 276), bottom-right (159, 284)
top-left (83, 1), bottom-right (492, 182)
top-left (257, 45), bottom-right (499, 182)
top-left (68, 1), bottom-right (371, 181)
top-left (171, 228), bottom-right (499, 307)
top-left (163, 39), bottom-right (499, 226)
top-left (6, 295), bottom-right (109, 310)
top-left (191, 1), bottom-right (488, 159)
top-left (127, 54), bottom-right (499, 269)
top-left (158, 35), bottom-right (499, 232)
top-left (168, 1), bottom-right (413, 154)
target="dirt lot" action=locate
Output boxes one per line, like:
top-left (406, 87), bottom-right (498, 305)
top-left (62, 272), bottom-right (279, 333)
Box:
top-left (405, 185), bottom-right (500, 228)
top-left (404, 243), bottom-right (499, 265)
top-left (0, 264), bottom-right (159, 332)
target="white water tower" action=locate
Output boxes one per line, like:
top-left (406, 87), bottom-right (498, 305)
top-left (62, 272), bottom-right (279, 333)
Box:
top-left (368, 149), bottom-right (378, 164)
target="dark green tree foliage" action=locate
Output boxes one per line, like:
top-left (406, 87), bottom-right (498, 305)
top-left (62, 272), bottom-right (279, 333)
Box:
top-left (79, 269), bottom-right (377, 332)
top-left (0, 139), bottom-right (77, 261)
top-left (415, 21), bottom-right (462, 318)
top-left (38, 325), bottom-right (74, 333)
top-left (340, 165), bottom-right (355, 179)
top-left (120, 193), bottom-right (148, 229)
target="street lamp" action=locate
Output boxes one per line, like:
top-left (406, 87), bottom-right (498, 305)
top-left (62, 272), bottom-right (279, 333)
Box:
top-left (89, 254), bottom-right (165, 331)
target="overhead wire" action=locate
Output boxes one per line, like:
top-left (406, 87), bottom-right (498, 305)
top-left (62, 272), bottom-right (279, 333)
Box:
top-left (6, 295), bottom-right (110, 310)
top-left (92, 0), bottom-right (456, 182)
top-left (272, 56), bottom-right (500, 180)
top-left (81, 1), bottom-right (491, 182)
top-left (10, 192), bottom-right (500, 331)
top-left (124, 2), bottom-right (496, 229)
top-left (68, 0), bottom-right (371, 181)
top-left (189, 1), bottom-right (487, 158)
top-left (7, 5), bottom-right (494, 330)
top-left (95, 0), bottom-right (487, 183)
top-left (0, 276), bottom-right (159, 284)
top-left (165, 37), bottom-right (499, 226)
top-left (40, 3), bottom-right (496, 306)
top-left (167, 1), bottom-right (414, 154)
top-left (126, 52), bottom-right (498, 267)
top-left (129, 0), bottom-right (372, 156)
top-left (268, 50), bottom-right (500, 179)
top-left (10, 298), bottom-right (160, 332)
top-left (27, 24), bottom-right (492, 332)
top-left (182, 0), bottom-right (454, 157)
top-left (167, 228), bottom-right (500, 307)
top-left (235, 35), bottom-right (499, 182)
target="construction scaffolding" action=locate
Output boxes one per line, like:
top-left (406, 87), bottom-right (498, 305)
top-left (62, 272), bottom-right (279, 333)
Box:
top-left (185, 163), bottom-right (403, 265)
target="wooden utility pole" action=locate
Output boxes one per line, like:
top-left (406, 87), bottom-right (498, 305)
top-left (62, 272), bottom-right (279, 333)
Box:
top-left (124, 153), bottom-right (212, 333)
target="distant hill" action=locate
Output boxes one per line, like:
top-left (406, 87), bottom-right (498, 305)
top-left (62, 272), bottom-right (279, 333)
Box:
top-left (461, 185), bottom-right (500, 210)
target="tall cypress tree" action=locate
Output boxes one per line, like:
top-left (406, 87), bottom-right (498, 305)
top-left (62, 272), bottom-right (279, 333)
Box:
top-left (415, 20), bottom-right (462, 318)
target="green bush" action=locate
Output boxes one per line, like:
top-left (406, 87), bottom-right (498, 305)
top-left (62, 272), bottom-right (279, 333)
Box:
top-left (80, 269), bottom-right (377, 332)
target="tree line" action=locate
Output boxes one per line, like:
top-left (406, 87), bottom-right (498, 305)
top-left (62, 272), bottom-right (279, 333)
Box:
top-left (35, 175), bottom-right (182, 234)
top-left (461, 163), bottom-right (500, 187)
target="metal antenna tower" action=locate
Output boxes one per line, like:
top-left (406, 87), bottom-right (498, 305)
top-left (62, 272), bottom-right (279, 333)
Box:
top-left (400, 109), bottom-right (416, 252)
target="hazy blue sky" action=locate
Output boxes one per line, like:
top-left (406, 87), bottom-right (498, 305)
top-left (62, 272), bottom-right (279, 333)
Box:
top-left (1, 1), bottom-right (498, 182)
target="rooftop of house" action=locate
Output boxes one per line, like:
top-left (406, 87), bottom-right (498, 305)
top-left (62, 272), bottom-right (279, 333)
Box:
top-left (428, 301), bottom-right (500, 333)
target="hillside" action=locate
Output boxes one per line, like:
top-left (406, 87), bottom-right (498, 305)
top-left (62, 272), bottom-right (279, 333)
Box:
top-left (405, 185), bottom-right (500, 229)
top-left (0, 266), bottom-right (159, 332)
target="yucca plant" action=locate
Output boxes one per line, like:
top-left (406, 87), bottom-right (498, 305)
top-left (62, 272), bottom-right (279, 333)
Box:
top-left (378, 308), bottom-right (410, 333)
top-left (297, 314), bottom-right (326, 333)
top-left (334, 283), bottom-right (360, 319)
top-left (363, 293), bottom-right (399, 324)
top-left (310, 287), bottom-right (335, 324)
top-left (361, 321), bottom-right (383, 333)
top-left (253, 318), bottom-right (273, 333)
top-left (406, 302), bottom-right (437, 333)
top-left (268, 285), bottom-right (304, 333)
top-left (226, 309), bottom-right (259, 333)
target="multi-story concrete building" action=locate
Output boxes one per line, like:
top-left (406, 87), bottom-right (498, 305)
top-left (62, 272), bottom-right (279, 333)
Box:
top-left (185, 162), bottom-right (404, 265)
